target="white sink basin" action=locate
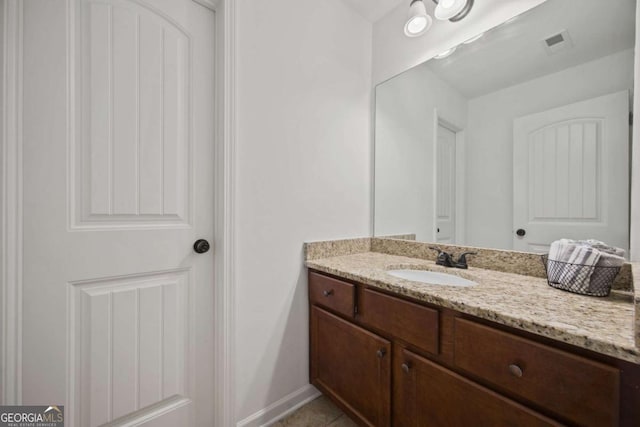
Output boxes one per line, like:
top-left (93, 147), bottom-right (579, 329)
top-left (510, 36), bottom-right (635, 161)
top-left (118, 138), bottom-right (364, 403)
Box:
top-left (386, 269), bottom-right (477, 288)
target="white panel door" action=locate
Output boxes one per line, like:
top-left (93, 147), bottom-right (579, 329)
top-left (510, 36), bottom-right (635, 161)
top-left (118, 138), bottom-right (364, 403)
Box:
top-left (21, 1), bottom-right (215, 426)
top-left (513, 91), bottom-right (629, 253)
top-left (436, 125), bottom-right (456, 243)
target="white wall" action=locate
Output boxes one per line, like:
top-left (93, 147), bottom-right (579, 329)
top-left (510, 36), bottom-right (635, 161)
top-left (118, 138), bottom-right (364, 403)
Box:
top-left (0, 1), bottom-right (4, 405)
top-left (375, 64), bottom-right (467, 241)
top-left (234, 0), bottom-right (372, 424)
top-left (372, 0), bottom-right (547, 85)
top-left (465, 49), bottom-right (635, 249)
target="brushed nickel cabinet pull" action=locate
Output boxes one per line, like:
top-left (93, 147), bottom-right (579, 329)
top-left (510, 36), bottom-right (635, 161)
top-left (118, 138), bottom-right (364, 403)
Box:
top-left (323, 289), bottom-right (334, 297)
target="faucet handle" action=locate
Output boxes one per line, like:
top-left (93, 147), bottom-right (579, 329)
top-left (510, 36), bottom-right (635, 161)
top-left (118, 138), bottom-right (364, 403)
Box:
top-left (430, 247), bottom-right (455, 267)
top-left (455, 252), bottom-right (477, 269)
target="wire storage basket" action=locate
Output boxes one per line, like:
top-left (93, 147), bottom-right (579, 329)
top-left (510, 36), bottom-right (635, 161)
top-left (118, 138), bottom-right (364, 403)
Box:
top-left (541, 255), bottom-right (620, 297)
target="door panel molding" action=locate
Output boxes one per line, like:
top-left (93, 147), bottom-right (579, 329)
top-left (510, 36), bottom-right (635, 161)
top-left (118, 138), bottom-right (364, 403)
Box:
top-left (1, 0), bottom-right (24, 405)
top-left (526, 118), bottom-right (604, 223)
top-left (68, 268), bottom-right (191, 426)
top-left (105, 395), bottom-right (191, 427)
top-left (192, 0), bottom-right (218, 12)
top-left (69, 0), bottom-right (194, 230)
top-left (513, 91), bottom-right (629, 253)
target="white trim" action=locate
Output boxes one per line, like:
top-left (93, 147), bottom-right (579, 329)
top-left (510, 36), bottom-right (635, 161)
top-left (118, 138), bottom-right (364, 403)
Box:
top-left (236, 385), bottom-right (321, 427)
top-left (433, 110), bottom-right (466, 244)
top-left (65, 0), bottom-right (77, 420)
top-left (631, 1), bottom-right (640, 261)
top-left (213, 0), bottom-right (236, 426)
top-left (370, 59), bottom-right (377, 237)
top-left (431, 110), bottom-right (438, 241)
top-left (1, 0), bottom-right (23, 405)
top-left (454, 129), bottom-right (466, 245)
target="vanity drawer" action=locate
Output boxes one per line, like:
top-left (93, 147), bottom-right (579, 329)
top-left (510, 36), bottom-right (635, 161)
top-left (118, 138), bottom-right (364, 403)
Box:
top-left (454, 318), bottom-right (620, 427)
top-left (309, 272), bottom-right (355, 318)
top-left (397, 348), bottom-right (562, 427)
top-left (359, 288), bottom-right (439, 355)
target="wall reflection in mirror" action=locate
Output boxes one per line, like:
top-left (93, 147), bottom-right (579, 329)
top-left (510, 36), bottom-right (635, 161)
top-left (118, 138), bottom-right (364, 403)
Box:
top-left (374, 0), bottom-right (635, 254)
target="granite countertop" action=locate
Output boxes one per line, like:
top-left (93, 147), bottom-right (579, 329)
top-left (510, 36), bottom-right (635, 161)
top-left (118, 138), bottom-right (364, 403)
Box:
top-left (306, 250), bottom-right (640, 364)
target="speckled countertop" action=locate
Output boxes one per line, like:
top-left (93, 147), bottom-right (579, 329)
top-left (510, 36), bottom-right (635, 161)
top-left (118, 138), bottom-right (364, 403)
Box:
top-left (305, 242), bottom-right (640, 364)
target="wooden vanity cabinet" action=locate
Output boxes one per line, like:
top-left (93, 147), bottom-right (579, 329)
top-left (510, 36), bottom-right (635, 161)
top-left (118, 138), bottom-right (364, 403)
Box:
top-left (308, 270), bottom-right (638, 427)
top-left (310, 306), bottom-right (391, 426)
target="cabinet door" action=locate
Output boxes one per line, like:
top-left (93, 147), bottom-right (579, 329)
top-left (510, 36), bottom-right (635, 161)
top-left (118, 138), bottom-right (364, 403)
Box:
top-left (311, 306), bottom-right (391, 426)
top-left (395, 348), bottom-right (562, 427)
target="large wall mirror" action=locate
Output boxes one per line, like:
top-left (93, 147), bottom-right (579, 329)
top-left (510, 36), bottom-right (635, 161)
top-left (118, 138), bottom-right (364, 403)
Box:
top-left (374, 0), bottom-right (635, 254)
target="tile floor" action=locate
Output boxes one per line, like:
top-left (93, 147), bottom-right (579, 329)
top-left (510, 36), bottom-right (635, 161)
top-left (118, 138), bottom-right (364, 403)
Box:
top-left (272, 395), bottom-right (358, 426)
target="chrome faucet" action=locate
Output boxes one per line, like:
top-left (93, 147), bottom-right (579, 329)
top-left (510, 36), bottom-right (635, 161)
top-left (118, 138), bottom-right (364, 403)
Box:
top-left (429, 247), bottom-right (477, 269)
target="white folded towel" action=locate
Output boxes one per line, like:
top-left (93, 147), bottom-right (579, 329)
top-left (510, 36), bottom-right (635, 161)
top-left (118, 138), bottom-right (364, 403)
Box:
top-left (596, 252), bottom-right (626, 267)
top-left (548, 238), bottom-right (575, 262)
top-left (579, 240), bottom-right (626, 258)
top-left (547, 238), bottom-right (624, 294)
top-left (566, 244), bottom-right (601, 266)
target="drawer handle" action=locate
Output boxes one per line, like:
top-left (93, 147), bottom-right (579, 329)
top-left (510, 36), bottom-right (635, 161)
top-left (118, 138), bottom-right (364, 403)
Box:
top-left (322, 289), bottom-right (334, 297)
top-left (376, 348), bottom-right (386, 359)
top-left (508, 364), bottom-right (523, 378)
top-left (401, 363), bottom-right (411, 373)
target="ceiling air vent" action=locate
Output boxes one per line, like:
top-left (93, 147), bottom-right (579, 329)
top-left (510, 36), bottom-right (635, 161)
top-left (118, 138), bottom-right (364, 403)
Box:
top-left (541, 30), bottom-right (573, 55)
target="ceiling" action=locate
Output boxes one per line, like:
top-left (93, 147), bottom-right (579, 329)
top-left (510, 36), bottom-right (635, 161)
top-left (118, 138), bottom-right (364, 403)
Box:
top-left (423, 0), bottom-right (636, 98)
top-left (341, 0), bottom-right (404, 23)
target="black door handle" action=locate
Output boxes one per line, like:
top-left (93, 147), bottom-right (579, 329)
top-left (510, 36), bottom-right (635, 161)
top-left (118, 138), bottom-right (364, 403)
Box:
top-left (193, 239), bottom-right (210, 254)
top-left (516, 229), bottom-right (526, 237)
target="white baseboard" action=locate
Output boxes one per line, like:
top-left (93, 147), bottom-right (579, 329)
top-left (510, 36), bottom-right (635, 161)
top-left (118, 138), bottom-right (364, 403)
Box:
top-left (236, 384), bottom-right (321, 427)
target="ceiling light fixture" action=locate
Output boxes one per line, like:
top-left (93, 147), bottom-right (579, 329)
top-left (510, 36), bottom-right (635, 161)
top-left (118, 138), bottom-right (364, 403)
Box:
top-left (404, 0), bottom-right (432, 37)
top-left (434, 47), bottom-right (457, 59)
top-left (432, 0), bottom-right (474, 22)
top-left (463, 32), bottom-right (485, 44)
